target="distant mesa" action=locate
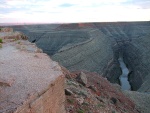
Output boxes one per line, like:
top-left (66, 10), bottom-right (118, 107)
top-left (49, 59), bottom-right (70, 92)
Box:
top-left (55, 23), bottom-right (96, 30)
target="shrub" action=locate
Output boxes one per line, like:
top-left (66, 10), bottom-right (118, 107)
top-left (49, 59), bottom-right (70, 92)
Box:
top-left (0, 38), bottom-right (3, 43)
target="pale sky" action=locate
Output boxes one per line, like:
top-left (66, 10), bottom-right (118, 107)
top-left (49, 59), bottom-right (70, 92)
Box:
top-left (0, 0), bottom-right (150, 23)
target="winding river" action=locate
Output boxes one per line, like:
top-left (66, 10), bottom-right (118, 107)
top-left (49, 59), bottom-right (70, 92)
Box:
top-left (118, 57), bottom-right (131, 90)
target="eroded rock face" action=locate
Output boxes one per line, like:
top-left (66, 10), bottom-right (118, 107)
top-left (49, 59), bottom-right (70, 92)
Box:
top-left (0, 31), bottom-right (66, 113)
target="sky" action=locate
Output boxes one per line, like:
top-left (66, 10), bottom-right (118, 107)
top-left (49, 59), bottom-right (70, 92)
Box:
top-left (0, 0), bottom-right (150, 23)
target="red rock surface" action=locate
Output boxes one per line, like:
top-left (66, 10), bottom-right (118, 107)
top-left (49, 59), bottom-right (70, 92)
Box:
top-left (64, 70), bottom-right (139, 113)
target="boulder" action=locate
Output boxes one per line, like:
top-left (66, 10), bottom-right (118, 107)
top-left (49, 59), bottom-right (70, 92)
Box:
top-left (65, 89), bottom-right (73, 96)
top-left (76, 72), bottom-right (87, 86)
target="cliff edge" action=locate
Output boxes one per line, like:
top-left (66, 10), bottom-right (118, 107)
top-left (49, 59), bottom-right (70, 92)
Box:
top-left (0, 28), bottom-right (66, 113)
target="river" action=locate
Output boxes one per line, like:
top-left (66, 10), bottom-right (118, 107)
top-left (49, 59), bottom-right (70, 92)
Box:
top-left (118, 57), bottom-right (131, 90)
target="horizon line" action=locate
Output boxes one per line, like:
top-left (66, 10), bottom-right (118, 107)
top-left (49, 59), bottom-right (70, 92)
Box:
top-left (0, 20), bottom-right (150, 26)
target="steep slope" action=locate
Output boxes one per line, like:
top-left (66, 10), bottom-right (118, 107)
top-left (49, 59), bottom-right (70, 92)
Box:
top-left (52, 29), bottom-right (114, 74)
top-left (124, 35), bottom-right (150, 91)
top-left (63, 70), bottom-right (139, 113)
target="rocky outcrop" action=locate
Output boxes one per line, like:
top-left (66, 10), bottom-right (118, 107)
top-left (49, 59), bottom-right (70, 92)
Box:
top-left (0, 27), bottom-right (13, 32)
top-left (0, 30), bottom-right (66, 113)
top-left (76, 72), bottom-right (87, 86)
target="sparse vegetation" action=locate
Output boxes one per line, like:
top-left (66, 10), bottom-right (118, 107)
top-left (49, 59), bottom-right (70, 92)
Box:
top-left (67, 99), bottom-right (74, 104)
top-left (14, 38), bottom-right (18, 41)
top-left (0, 28), bottom-right (1, 31)
top-left (0, 38), bottom-right (3, 43)
top-left (79, 91), bottom-right (86, 97)
top-left (17, 41), bottom-right (21, 44)
top-left (77, 109), bottom-right (84, 113)
top-left (97, 103), bottom-right (104, 108)
top-left (82, 102), bottom-right (89, 106)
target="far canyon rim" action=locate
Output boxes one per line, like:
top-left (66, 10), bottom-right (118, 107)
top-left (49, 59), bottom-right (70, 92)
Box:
top-left (11, 21), bottom-right (150, 92)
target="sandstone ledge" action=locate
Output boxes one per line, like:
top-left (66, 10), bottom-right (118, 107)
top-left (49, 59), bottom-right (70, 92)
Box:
top-left (0, 31), bottom-right (66, 113)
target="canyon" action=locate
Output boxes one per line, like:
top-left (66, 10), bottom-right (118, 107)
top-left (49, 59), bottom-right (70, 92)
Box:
top-left (0, 21), bottom-right (150, 113)
top-left (13, 22), bottom-right (150, 92)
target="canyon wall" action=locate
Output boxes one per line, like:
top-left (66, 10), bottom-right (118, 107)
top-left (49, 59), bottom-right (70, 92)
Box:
top-left (123, 35), bottom-right (150, 91)
top-left (95, 22), bottom-right (150, 91)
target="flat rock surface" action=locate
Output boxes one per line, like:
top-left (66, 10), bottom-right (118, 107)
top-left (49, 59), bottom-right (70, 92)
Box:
top-left (0, 32), bottom-right (63, 112)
